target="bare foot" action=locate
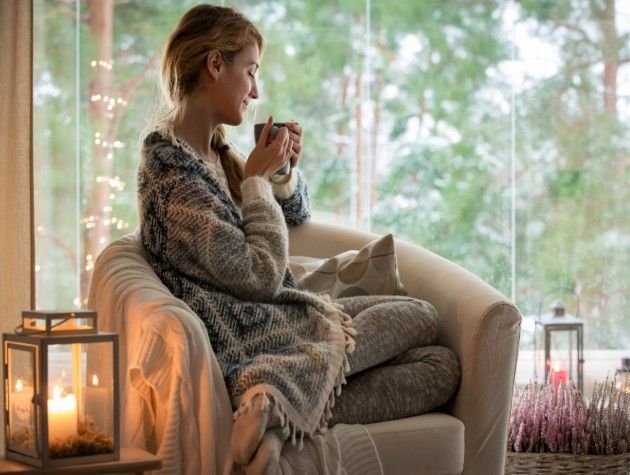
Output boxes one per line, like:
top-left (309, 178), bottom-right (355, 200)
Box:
top-left (230, 394), bottom-right (272, 465)
top-left (243, 428), bottom-right (284, 475)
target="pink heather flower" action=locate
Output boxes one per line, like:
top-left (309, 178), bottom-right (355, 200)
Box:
top-left (508, 374), bottom-right (629, 455)
top-left (515, 421), bottom-right (525, 452)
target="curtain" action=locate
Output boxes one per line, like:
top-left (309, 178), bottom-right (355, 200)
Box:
top-left (0, 0), bottom-right (34, 455)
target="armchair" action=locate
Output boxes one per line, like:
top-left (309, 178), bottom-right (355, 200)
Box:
top-left (289, 222), bottom-right (521, 474)
top-left (88, 221), bottom-right (521, 475)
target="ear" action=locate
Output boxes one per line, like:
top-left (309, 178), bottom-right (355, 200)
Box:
top-left (205, 49), bottom-right (223, 80)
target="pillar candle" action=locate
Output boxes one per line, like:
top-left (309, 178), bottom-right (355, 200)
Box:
top-left (550, 363), bottom-right (568, 385)
top-left (47, 386), bottom-right (78, 442)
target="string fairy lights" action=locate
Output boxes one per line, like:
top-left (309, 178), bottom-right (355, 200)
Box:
top-left (82, 57), bottom-right (131, 272)
top-left (36, 56), bottom-right (134, 308)
top-left (90, 59), bottom-right (113, 70)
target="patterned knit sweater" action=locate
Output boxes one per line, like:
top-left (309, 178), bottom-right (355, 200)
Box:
top-left (137, 129), bottom-right (355, 443)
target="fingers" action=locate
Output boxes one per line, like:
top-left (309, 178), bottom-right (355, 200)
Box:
top-left (285, 135), bottom-right (293, 160)
top-left (279, 123), bottom-right (301, 165)
top-left (284, 123), bottom-right (302, 143)
top-left (291, 141), bottom-right (302, 156)
top-left (287, 131), bottom-right (301, 148)
top-left (257, 116), bottom-right (274, 146)
top-left (270, 123), bottom-right (301, 147)
top-left (285, 122), bottom-right (302, 166)
top-left (267, 127), bottom-right (291, 171)
top-left (252, 122), bottom-right (299, 177)
top-left (281, 131), bottom-right (292, 166)
top-left (285, 121), bottom-right (302, 135)
top-left (273, 126), bottom-right (290, 151)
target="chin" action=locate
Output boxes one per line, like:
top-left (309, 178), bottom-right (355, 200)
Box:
top-left (216, 107), bottom-right (244, 127)
top-left (225, 112), bottom-right (244, 127)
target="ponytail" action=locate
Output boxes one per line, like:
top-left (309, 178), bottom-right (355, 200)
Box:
top-left (212, 126), bottom-right (245, 205)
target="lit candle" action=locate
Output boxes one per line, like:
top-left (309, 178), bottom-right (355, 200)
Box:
top-left (550, 363), bottom-right (568, 385)
top-left (47, 386), bottom-right (78, 441)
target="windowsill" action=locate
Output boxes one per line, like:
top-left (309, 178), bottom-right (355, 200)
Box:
top-left (514, 348), bottom-right (630, 398)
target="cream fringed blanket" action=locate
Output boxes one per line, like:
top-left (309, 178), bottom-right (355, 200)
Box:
top-left (88, 234), bottom-right (383, 475)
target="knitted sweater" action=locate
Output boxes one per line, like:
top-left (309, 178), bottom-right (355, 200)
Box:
top-left (137, 129), bottom-right (355, 442)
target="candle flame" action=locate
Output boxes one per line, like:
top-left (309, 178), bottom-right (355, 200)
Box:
top-left (91, 374), bottom-right (99, 386)
top-left (53, 386), bottom-right (63, 400)
top-left (16, 379), bottom-right (24, 392)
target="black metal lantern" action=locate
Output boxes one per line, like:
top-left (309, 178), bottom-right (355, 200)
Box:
top-left (534, 299), bottom-right (584, 392)
top-left (2, 310), bottom-right (119, 468)
top-left (616, 357), bottom-right (630, 393)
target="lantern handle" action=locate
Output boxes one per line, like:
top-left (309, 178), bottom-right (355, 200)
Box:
top-left (14, 316), bottom-right (76, 334)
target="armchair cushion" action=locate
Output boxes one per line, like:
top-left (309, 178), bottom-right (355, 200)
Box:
top-left (289, 234), bottom-right (407, 298)
top-left (368, 414), bottom-right (464, 475)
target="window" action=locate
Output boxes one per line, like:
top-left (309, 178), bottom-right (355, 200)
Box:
top-left (33, 1), bottom-right (629, 387)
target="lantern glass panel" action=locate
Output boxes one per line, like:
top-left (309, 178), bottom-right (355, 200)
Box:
top-left (617, 370), bottom-right (630, 392)
top-left (6, 344), bottom-right (38, 457)
top-left (47, 342), bottom-right (115, 460)
top-left (21, 317), bottom-right (46, 332)
top-left (48, 317), bottom-right (93, 332)
top-left (22, 312), bottom-right (96, 334)
top-left (554, 330), bottom-right (576, 374)
top-left (534, 325), bottom-right (580, 385)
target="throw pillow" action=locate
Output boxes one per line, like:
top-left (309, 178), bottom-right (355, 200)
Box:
top-left (288, 234), bottom-right (408, 298)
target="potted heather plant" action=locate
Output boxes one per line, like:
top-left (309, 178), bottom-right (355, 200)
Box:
top-left (506, 375), bottom-right (629, 474)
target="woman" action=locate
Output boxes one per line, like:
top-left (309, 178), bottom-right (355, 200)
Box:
top-left (138, 4), bottom-right (461, 474)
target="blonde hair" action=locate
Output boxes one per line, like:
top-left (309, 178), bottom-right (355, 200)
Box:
top-left (158, 4), bottom-right (264, 205)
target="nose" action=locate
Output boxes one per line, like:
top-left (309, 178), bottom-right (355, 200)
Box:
top-left (249, 79), bottom-right (259, 100)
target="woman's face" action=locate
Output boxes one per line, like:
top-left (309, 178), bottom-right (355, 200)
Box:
top-left (213, 42), bottom-right (260, 126)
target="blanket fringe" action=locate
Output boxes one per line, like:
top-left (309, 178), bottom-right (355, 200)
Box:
top-left (319, 293), bottom-right (357, 355)
top-left (231, 294), bottom-right (356, 452)
top-left (232, 353), bottom-right (351, 451)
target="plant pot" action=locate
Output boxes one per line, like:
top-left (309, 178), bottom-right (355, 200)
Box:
top-left (505, 451), bottom-right (630, 474)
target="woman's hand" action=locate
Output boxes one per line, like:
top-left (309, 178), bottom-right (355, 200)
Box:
top-left (284, 121), bottom-right (303, 168)
top-left (244, 116), bottom-right (293, 179)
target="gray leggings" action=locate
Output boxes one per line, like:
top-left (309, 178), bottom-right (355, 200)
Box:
top-left (329, 295), bottom-right (461, 426)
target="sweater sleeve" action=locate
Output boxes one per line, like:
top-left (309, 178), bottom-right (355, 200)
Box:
top-left (270, 168), bottom-right (312, 226)
top-left (228, 143), bottom-right (312, 226)
top-left (162, 173), bottom-right (289, 302)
